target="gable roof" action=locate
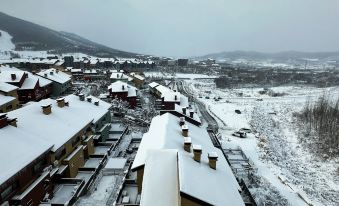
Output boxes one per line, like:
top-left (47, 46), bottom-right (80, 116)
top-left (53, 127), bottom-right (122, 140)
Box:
top-left (132, 113), bottom-right (244, 206)
top-left (0, 82), bottom-right (18, 93)
top-left (108, 81), bottom-right (137, 97)
top-left (37, 68), bottom-right (71, 84)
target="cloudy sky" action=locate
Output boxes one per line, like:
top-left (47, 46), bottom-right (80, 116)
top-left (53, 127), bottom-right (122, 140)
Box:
top-left (1, 0), bottom-right (339, 57)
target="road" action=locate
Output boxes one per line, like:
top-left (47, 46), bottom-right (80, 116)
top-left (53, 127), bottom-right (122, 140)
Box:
top-left (177, 80), bottom-right (219, 131)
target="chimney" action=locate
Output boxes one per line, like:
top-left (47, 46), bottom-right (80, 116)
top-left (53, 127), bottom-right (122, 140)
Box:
top-left (184, 137), bottom-right (192, 152)
top-left (179, 117), bottom-right (185, 126)
top-left (87, 97), bottom-right (92, 102)
top-left (0, 114), bottom-right (8, 129)
top-left (122, 85), bottom-right (125, 90)
top-left (208, 152), bottom-right (218, 169)
top-left (79, 94), bottom-right (85, 101)
top-left (56, 97), bottom-right (65, 108)
top-left (94, 101), bottom-right (99, 106)
top-left (56, 69), bottom-right (59, 73)
top-left (50, 71), bottom-right (54, 75)
top-left (193, 145), bottom-right (202, 162)
top-left (11, 73), bottom-right (16, 80)
top-left (44, 73), bottom-right (47, 77)
top-left (41, 104), bottom-right (52, 115)
top-left (8, 118), bottom-right (17, 127)
top-left (174, 95), bottom-right (177, 100)
top-left (190, 111), bottom-right (194, 118)
top-left (182, 124), bottom-right (188, 137)
top-left (182, 107), bottom-right (186, 115)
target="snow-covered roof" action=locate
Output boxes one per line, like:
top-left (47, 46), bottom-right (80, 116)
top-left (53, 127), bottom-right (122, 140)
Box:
top-left (0, 94), bottom-right (16, 107)
top-left (148, 82), bottom-right (159, 88)
top-left (0, 69), bottom-right (25, 84)
top-left (130, 72), bottom-right (145, 81)
top-left (108, 81), bottom-right (137, 97)
top-left (84, 69), bottom-right (97, 74)
top-left (105, 158), bottom-right (127, 170)
top-left (0, 122), bottom-right (52, 185)
top-left (140, 149), bottom-right (179, 206)
top-left (110, 72), bottom-right (129, 80)
top-left (173, 104), bottom-right (201, 123)
top-left (0, 82), bottom-right (18, 93)
top-left (7, 94), bottom-right (111, 152)
top-left (132, 113), bottom-right (244, 206)
top-left (37, 68), bottom-right (71, 84)
top-left (71, 68), bottom-right (82, 73)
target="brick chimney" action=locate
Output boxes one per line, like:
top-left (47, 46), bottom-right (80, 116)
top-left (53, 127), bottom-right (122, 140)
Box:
top-left (179, 117), bottom-right (185, 126)
top-left (79, 94), bottom-right (85, 101)
top-left (208, 152), bottom-right (218, 170)
top-left (56, 97), bottom-right (65, 108)
top-left (11, 73), bottom-right (16, 80)
top-left (182, 107), bottom-right (186, 115)
top-left (184, 137), bottom-right (192, 152)
top-left (193, 145), bottom-right (202, 162)
top-left (8, 118), bottom-right (17, 127)
top-left (41, 104), bottom-right (52, 115)
top-left (94, 101), bottom-right (99, 106)
top-left (190, 111), bottom-right (194, 118)
top-left (0, 114), bottom-right (8, 129)
top-left (87, 97), bottom-right (92, 102)
top-left (182, 124), bottom-right (188, 137)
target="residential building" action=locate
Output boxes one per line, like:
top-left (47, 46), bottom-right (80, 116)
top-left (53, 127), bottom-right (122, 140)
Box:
top-left (0, 82), bottom-right (19, 113)
top-left (0, 94), bottom-right (112, 206)
top-left (110, 70), bottom-right (130, 83)
top-left (177, 59), bottom-right (189, 67)
top-left (132, 113), bottom-right (245, 206)
top-left (129, 72), bottom-right (145, 88)
top-left (108, 81), bottom-right (138, 108)
top-left (37, 68), bottom-right (72, 97)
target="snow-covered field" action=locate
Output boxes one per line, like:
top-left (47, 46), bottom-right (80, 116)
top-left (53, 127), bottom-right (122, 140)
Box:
top-left (186, 79), bottom-right (339, 206)
top-left (144, 71), bottom-right (216, 79)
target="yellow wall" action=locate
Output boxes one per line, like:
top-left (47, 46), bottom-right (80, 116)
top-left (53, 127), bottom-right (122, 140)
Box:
top-left (62, 146), bottom-right (85, 178)
top-left (181, 196), bottom-right (202, 206)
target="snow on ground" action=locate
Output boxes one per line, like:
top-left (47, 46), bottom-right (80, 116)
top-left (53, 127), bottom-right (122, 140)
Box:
top-left (144, 71), bottom-right (216, 79)
top-left (0, 30), bottom-right (15, 52)
top-left (187, 79), bottom-right (339, 206)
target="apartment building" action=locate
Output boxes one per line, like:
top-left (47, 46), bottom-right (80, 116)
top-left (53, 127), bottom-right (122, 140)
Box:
top-left (132, 113), bottom-right (245, 206)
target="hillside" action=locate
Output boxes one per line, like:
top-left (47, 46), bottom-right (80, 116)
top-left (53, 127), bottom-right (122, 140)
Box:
top-left (0, 12), bottom-right (138, 58)
top-left (200, 50), bottom-right (339, 61)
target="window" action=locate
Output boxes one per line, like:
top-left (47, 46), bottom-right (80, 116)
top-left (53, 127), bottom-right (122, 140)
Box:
top-left (55, 146), bottom-right (66, 160)
top-left (1, 182), bottom-right (18, 200)
top-left (72, 136), bottom-right (80, 147)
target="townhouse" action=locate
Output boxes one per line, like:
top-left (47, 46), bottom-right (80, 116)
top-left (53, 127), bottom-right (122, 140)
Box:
top-left (108, 81), bottom-right (138, 108)
top-left (0, 66), bottom-right (52, 103)
top-left (132, 113), bottom-right (245, 206)
top-left (0, 82), bottom-right (19, 113)
top-left (37, 68), bottom-right (72, 97)
top-left (110, 70), bottom-right (130, 83)
top-left (129, 72), bottom-right (145, 88)
top-left (0, 94), bottom-right (112, 206)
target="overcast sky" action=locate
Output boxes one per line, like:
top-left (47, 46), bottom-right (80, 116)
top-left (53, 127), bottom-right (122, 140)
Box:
top-left (1, 0), bottom-right (339, 57)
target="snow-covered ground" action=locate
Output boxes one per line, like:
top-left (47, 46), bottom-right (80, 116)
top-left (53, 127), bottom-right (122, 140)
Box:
top-left (186, 79), bottom-right (339, 206)
top-left (144, 71), bottom-right (216, 79)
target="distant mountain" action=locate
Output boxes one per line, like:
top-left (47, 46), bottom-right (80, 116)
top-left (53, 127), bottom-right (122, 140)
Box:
top-left (199, 50), bottom-right (339, 61)
top-left (0, 12), bottom-right (138, 58)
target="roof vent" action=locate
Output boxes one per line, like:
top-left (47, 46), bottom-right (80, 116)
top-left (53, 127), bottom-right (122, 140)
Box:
top-left (208, 152), bottom-right (218, 170)
top-left (184, 137), bottom-right (192, 152)
top-left (50, 71), bottom-right (54, 75)
top-left (193, 145), bottom-right (202, 162)
top-left (122, 85), bottom-right (125, 90)
top-left (79, 94), bottom-right (85, 101)
top-left (56, 97), bottom-right (65, 108)
top-left (182, 107), bottom-right (186, 115)
top-left (44, 73), bottom-right (48, 77)
top-left (41, 104), bottom-right (52, 115)
top-left (190, 111), bottom-right (194, 118)
top-left (94, 101), bottom-right (99, 106)
top-left (182, 124), bottom-right (188, 137)
top-left (174, 95), bottom-right (177, 100)
top-left (11, 73), bottom-right (16, 80)
top-left (87, 97), bottom-right (92, 102)
top-left (179, 117), bottom-right (185, 126)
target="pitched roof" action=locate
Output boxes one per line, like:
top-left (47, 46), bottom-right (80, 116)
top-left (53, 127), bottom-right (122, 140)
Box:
top-left (108, 81), bottom-right (137, 97)
top-left (0, 82), bottom-right (18, 93)
top-left (132, 113), bottom-right (244, 206)
top-left (37, 68), bottom-right (71, 84)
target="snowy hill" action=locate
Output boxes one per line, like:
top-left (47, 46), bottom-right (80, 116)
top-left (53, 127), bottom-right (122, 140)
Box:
top-left (0, 12), bottom-right (138, 58)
